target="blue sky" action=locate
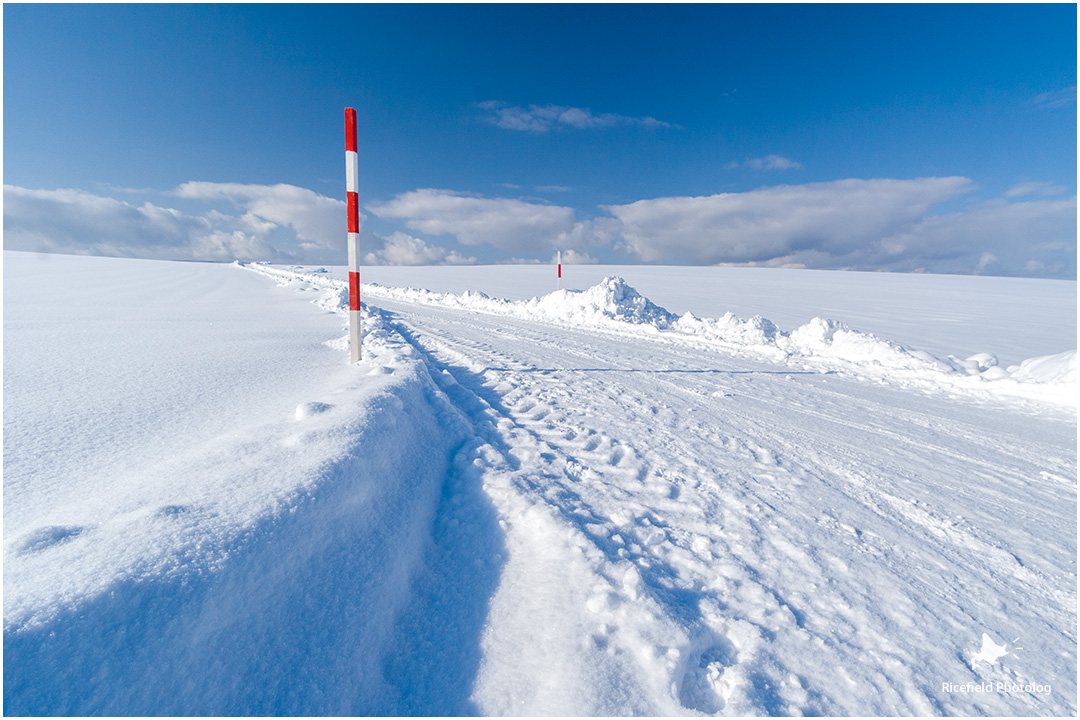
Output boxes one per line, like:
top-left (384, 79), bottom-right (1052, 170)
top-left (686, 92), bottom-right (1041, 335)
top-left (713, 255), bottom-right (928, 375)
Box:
top-left (4, 4), bottom-right (1076, 277)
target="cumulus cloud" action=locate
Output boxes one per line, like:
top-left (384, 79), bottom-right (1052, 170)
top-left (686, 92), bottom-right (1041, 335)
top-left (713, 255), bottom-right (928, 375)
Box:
top-left (368, 189), bottom-right (580, 252)
top-left (602, 178), bottom-right (1075, 277)
top-left (3, 185), bottom-right (282, 261)
top-left (9, 177), bottom-right (1073, 277)
top-left (553, 217), bottom-right (622, 252)
top-left (363, 232), bottom-right (477, 266)
top-left (729, 155), bottom-right (803, 171)
top-left (174, 182), bottom-right (345, 253)
top-left (876, 196), bottom-right (1076, 277)
top-left (4, 182), bottom-right (606, 267)
top-left (3, 182), bottom-right (355, 263)
top-left (552, 249), bottom-right (598, 264)
top-left (605, 178), bottom-right (973, 264)
top-left (479, 101), bottom-right (671, 132)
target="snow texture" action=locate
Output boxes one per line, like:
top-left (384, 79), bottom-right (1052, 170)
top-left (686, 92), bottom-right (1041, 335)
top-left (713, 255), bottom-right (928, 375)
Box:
top-left (4, 251), bottom-right (1076, 716)
top-left (351, 270), bottom-right (1076, 406)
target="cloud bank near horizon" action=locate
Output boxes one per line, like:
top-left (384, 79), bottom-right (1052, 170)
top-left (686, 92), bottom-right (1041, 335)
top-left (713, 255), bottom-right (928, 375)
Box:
top-left (4, 178), bottom-right (1075, 278)
top-left (3, 185), bottom-right (289, 262)
top-left (605, 177), bottom-right (970, 267)
top-left (605, 178), bottom-right (1075, 275)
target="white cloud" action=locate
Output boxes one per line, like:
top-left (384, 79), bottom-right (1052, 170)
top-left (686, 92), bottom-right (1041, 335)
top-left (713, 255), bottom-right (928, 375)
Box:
top-left (10, 178), bottom-right (1072, 278)
top-left (495, 258), bottom-right (544, 265)
top-left (604, 177), bottom-right (973, 264)
top-left (551, 249), bottom-right (598, 264)
top-left (553, 217), bottom-right (622, 252)
top-left (479, 101), bottom-right (671, 133)
top-left (363, 232), bottom-right (477, 266)
top-left (2, 185), bottom-right (282, 261)
top-left (603, 178), bottom-right (1075, 277)
top-left (876, 196), bottom-right (1076, 276)
top-left (730, 155), bottom-right (803, 171)
top-left (174, 182), bottom-right (346, 253)
top-left (3, 183), bottom-right (354, 263)
top-left (368, 189), bottom-right (579, 252)
top-left (974, 252), bottom-right (999, 275)
top-left (1034, 86), bottom-right (1076, 108)
top-left (1005, 181), bottom-right (1069, 198)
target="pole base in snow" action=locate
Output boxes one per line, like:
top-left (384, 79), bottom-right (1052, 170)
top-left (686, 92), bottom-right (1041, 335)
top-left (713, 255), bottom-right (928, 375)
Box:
top-left (349, 310), bottom-right (361, 364)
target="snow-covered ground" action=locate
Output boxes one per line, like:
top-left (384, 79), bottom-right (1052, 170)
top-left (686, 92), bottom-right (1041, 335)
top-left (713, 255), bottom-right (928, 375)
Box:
top-left (360, 264), bottom-right (1077, 368)
top-left (4, 250), bottom-right (1076, 715)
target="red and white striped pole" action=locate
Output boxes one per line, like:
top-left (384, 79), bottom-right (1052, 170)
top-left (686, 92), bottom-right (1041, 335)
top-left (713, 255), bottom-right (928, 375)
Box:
top-left (557, 250), bottom-right (562, 291)
top-left (345, 108), bottom-right (361, 364)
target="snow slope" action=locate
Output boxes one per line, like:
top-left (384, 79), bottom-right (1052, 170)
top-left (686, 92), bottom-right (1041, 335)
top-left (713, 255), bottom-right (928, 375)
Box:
top-left (4, 252), bottom-right (1076, 715)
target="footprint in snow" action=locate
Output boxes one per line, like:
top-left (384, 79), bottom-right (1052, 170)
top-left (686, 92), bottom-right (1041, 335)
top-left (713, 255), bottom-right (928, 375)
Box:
top-left (295, 402), bottom-right (334, 420)
top-left (677, 640), bottom-right (738, 714)
top-left (16, 525), bottom-right (86, 555)
top-left (747, 442), bottom-right (778, 466)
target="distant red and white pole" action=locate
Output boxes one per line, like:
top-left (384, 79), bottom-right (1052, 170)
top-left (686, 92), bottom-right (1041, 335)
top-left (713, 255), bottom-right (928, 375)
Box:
top-left (557, 250), bottom-right (562, 291)
top-left (345, 108), bottom-right (361, 364)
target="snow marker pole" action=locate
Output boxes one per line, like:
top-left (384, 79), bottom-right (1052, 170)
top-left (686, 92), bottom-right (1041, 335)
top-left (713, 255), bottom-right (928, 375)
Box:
top-left (345, 108), bottom-right (361, 364)
top-left (557, 250), bottom-right (562, 291)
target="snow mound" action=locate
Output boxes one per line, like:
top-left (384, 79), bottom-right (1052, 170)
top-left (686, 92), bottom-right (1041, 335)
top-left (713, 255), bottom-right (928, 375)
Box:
top-left (783, 317), bottom-right (954, 373)
top-left (532, 277), bottom-right (676, 328)
top-left (1008, 350), bottom-right (1077, 384)
top-left (676, 310), bottom-right (781, 346)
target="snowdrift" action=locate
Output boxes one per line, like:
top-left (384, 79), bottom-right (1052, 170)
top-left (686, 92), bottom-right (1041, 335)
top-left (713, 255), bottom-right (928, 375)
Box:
top-left (276, 266), bottom-right (1074, 407)
top-left (3, 259), bottom-right (485, 715)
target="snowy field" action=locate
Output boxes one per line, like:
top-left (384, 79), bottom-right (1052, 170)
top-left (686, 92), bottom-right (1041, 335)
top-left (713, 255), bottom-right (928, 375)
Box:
top-left (4, 250), bottom-right (1076, 715)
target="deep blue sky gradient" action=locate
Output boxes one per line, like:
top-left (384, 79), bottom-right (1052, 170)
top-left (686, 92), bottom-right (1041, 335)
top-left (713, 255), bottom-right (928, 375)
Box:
top-left (4, 4), bottom-right (1076, 272)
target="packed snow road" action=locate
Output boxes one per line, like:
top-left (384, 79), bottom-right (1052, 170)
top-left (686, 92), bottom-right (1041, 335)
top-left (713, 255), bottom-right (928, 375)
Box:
top-left (361, 289), bottom-right (1075, 716)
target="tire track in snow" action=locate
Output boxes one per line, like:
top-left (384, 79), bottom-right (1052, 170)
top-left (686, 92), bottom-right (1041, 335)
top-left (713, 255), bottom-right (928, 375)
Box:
top-left (372, 302), bottom-right (869, 714)
top-left (383, 313), bottom-right (696, 715)
top-left (369, 295), bottom-right (1075, 716)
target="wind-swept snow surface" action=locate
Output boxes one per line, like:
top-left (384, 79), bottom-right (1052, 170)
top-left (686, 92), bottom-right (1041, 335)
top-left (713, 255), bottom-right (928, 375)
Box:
top-left (4, 253), bottom-right (480, 714)
top-left (5, 252), bottom-right (1076, 715)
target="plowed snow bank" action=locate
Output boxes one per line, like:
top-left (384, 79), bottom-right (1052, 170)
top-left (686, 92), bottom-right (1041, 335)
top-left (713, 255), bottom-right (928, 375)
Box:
top-left (258, 264), bottom-right (1076, 406)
